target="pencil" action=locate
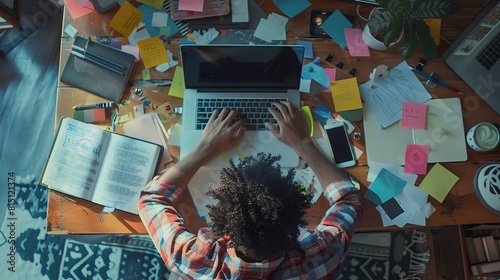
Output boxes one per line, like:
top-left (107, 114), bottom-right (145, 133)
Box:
top-left (411, 68), bottom-right (463, 94)
top-left (71, 50), bottom-right (124, 76)
top-left (72, 45), bottom-right (126, 70)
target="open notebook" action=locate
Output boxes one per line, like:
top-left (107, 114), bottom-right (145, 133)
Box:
top-left (363, 97), bottom-right (468, 165)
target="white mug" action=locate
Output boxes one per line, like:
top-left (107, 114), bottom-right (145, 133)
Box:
top-left (466, 122), bottom-right (500, 152)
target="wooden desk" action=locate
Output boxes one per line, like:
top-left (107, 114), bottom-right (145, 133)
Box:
top-left (47, 0), bottom-right (500, 235)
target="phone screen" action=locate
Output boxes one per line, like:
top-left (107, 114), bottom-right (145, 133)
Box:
top-left (326, 125), bottom-right (354, 163)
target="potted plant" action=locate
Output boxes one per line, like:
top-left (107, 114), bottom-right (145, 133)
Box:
top-left (362, 0), bottom-right (459, 60)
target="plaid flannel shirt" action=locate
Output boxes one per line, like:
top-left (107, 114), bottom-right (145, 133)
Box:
top-left (138, 176), bottom-right (363, 280)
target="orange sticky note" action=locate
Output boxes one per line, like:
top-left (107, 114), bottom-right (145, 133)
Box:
top-left (110, 1), bottom-right (144, 37)
top-left (137, 37), bottom-right (170, 68)
top-left (423, 18), bottom-right (442, 46)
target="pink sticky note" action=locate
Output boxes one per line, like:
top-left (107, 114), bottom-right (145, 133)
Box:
top-left (179, 0), bottom-right (204, 12)
top-left (122, 44), bottom-right (141, 62)
top-left (64, 0), bottom-right (95, 19)
top-left (344, 28), bottom-right (370, 57)
top-left (401, 102), bottom-right (427, 130)
top-left (323, 68), bottom-right (337, 92)
top-left (404, 144), bottom-right (429, 175)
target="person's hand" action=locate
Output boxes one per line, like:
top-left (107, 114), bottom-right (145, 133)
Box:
top-left (265, 101), bottom-right (310, 150)
top-left (195, 108), bottom-right (246, 158)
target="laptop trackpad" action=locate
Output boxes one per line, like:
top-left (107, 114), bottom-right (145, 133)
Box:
top-left (181, 131), bottom-right (299, 168)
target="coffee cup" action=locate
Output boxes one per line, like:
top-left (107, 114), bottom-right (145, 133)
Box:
top-left (466, 122), bottom-right (500, 152)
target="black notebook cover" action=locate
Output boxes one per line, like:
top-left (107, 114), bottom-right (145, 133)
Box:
top-left (61, 36), bottom-right (135, 102)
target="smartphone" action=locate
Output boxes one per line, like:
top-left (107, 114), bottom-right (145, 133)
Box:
top-left (324, 121), bottom-right (356, 168)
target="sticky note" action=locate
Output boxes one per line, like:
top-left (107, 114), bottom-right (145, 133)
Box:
top-left (323, 68), bottom-right (337, 92)
top-left (110, 1), bottom-right (144, 37)
top-left (330, 77), bottom-right (363, 112)
top-left (321, 10), bottom-right (353, 49)
top-left (64, 0), bottom-right (94, 20)
top-left (179, 0), bottom-right (204, 12)
top-left (401, 101), bottom-right (427, 130)
top-left (365, 168), bottom-right (407, 205)
top-left (419, 163), bottom-right (459, 203)
top-left (344, 28), bottom-right (370, 57)
top-left (151, 11), bottom-right (169, 27)
top-left (273, 0), bottom-right (311, 18)
top-left (137, 0), bottom-right (165, 10)
top-left (404, 144), bottom-right (429, 175)
top-left (137, 37), bottom-right (170, 69)
top-left (168, 66), bottom-right (185, 98)
top-left (297, 40), bottom-right (314, 59)
top-left (122, 44), bottom-right (140, 62)
top-left (423, 18), bottom-right (442, 45)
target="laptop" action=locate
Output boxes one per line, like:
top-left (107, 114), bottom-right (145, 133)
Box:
top-left (180, 45), bottom-right (305, 167)
top-left (443, 0), bottom-right (500, 116)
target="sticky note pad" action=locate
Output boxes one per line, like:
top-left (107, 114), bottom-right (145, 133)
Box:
top-left (404, 144), bottom-right (429, 175)
top-left (365, 168), bottom-right (407, 205)
top-left (401, 102), bottom-right (427, 130)
top-left (296, 40), bottom-right (314, 59)
top-left (110, 1), bottom-right (144, 37)
top-left (168, 66), bottom-right (185, 98)
top-left (344, 28), bottom-right (370, 57)
top-left (137, 37), bottom-right (170, 69)
top-left (330, 77), bottom-right (363, 112)
top-left (419, 163), bottom-right (459, 203)
top-left (73, 108), bottom-right (106, 123)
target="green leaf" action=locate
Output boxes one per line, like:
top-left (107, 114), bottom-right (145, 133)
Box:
top-left (383, 21), bottom-right (403, 47)
top-left (399, 19), bottom-right (418, 58)
top-left (367, 10), bottom-right (400, 36)
top-left (414, 19), bottom-right (437, 60)
top-left (412, 0), bottom-right (459, 18)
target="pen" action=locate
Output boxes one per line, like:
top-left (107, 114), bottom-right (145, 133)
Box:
top-left (411, 67), bottom-right (463, 94)
top-left (71, 50), bottom-right (124, 76)
top-left (73, 102), bottom-right (116, 110)
top-left (72, 45), bottom-right (126, 70)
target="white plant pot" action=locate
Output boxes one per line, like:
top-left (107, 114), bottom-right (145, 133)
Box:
top-left (362, 8), bottom-right (402, 51)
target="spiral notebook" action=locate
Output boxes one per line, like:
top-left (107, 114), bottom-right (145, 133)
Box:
top-left (60, 36), bottom-right (136, 102)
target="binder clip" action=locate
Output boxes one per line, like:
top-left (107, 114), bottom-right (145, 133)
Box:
top-left (326, 54), bottom-right (333, 62)
top-left (336, 61), bottom-right (344, 69)
top-left (426, 72), bottom-right (440, 88)
top-left (349, 68), bottom-right (357, 76)
top-left (415, 58), bottom-right (427, 71)
top-left (369, 64), bottom-right (389, 82)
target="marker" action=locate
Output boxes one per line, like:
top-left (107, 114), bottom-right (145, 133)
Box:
top-left (73, 102), bottom-right (116, 111)
top-left (411, 67), bottom-right (463, 94)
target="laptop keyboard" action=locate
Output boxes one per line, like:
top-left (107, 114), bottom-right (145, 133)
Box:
top-left (475, 32), bottom-right (500, 70)
top-left (195, 97), bottom-right (287, 130)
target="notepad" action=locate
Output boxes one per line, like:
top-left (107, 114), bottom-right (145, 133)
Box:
top-left (363, 97), bottom-right (468, 165)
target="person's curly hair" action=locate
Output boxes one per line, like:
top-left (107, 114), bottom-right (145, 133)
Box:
top-left (206, 153), bottom-right (312, 259)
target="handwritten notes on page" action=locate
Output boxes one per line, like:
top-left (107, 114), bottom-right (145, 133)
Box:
top-left (401, 101), bottom-right (427, 130)
top-left (330, 77), bottom-right (363, 113)
top-left (359, 61), bottom-right (432, 129)
top-left (419, 163), bottom-right (459, 203)
top-left (110, 1), bottom-right (144, 37)
top-left (137, 37), bottom-right (170, 68)
top-left (344, 28), bottom-right (370, 57)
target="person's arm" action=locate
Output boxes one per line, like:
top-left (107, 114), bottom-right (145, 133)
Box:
top-left (137, 109), bottom-right (245, 268)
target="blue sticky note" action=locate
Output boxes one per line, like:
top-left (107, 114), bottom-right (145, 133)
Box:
top-left (321, 10), bottom-right (353, 49)
top-left (273, 0), bottom-right (311, 18)
top-left (297, 40), bottom-right (314, 59)
top-left (313, 103), bottom-right (334, 126)
top-left (301, 62), bottom-right (330, 89)
top-left (365, 168), bottom-right (407, 205)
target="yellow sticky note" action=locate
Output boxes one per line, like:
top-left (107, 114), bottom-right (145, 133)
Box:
top-left (301, 106), bottom-right (314, 137)
top-left (137, 37), bottom-right (170, 69)
top-left (168, 66), bottom-right (185, 98)
top-left (330, 77), bottom-right (363, 112)
top-left (424, 18), bottom-right (442, 46)
top-left (137, 0), bottom-right (165, 9)
top-left (110, 1), bottom-right (144, 37)
top-left (419, 163), bottom-right (459, 203)
top-left (142, 69), bottom-right (151, 80)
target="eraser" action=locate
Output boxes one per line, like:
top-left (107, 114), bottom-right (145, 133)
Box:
top-left (74, 108), bottom-right (107, 123)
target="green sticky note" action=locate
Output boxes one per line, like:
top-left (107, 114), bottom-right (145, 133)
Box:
top-left (142, 69), bottom-right (151, 80)
top-left (168, 66), bottom-right (185, 99)
top-left (419, 163), bottom-right (459, 203)
top-left (137, 0), bottom-right (165, 10)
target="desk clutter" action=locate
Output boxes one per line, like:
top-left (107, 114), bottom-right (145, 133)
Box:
top-left (56, 0), bottom-right (499, 232)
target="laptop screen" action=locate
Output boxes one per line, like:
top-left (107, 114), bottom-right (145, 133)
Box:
top-left (181, 45), bottom-right (305, 90)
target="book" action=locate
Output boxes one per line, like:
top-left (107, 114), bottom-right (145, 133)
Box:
top-left (60, 36), bottom-right (136, 102)
top-left (41, 117), bottom-right (163, 214)
top-left (122, 112), bottom-right (173, 173)
top-left (482, 235), bottom-right (500, 262)
top-left (465, 237), bottom-right (478, 264)
top-left (363, 97), bottom-right (468, 165)
top-left (471, 260), bottom-right (500, 276)
top-left (474, 237), bottom-right (488, 263)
